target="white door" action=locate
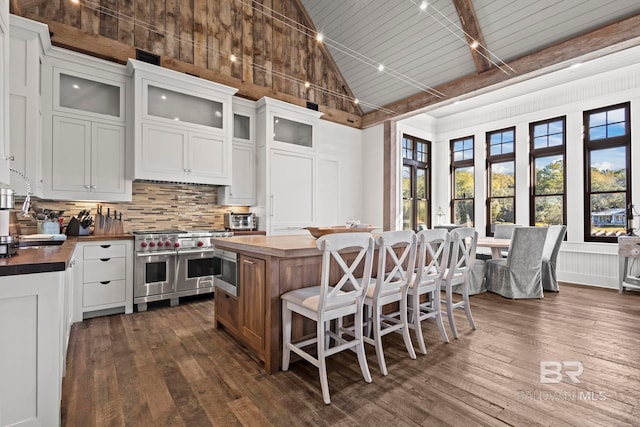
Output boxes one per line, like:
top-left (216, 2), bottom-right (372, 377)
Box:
top-left (229, 142), bottom-right (255, 203)
top-left (188, 131), bottom-right (228, 182)
top-left (91, 122), bottom-right (125, 194)
top-left (51, 115), bottom-right (90, 192)
top-left (0, 2), bottom-right (10, 186)
top-left (269, 149), bottom-right (314, 234)
top-left (140, 122), bottom-right (187, 179)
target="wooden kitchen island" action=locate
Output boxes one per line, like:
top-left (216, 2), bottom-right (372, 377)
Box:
top-left (211, 234), bottom-right (351, 374)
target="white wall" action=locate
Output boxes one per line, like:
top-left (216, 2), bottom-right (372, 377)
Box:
top-left (361, 124), bottom-right (384, 228)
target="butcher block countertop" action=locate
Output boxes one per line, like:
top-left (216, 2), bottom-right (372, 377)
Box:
top-left (0, 233), bottom-right (133, 277)
top-left (212, 234), bottom-right (321, 258)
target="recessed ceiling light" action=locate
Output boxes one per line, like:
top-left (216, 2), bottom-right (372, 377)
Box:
top-left (72, 84), bottom-right (80, 89)
top-left (470, 40), bottom-right (479, 49)
top-left (419, 1), bottom-right (428, 11)
top-left (174, 117), bottom-right (180, 121)
top-left (354, 99), bottom-right (359, 105)
top-left (161, 95), bottom-right (167, 100)
top-left (378, 64), bottom-right (384, 72)
top-left (230, 54), bottom-right (237, 62)
top-left (316, 33), bottom-right (324, 42)
top-left (71, 0), bottom-right (80, 4)
top-left (304, 81), bottom-right (310, 88)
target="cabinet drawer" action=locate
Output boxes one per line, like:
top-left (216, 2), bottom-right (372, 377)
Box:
top-left (84, 257), bottom-right (126, 283)
top-left (83, 279), bottom-right (126, 307)
top-left (215, 290), bottom-right (240, 331)
top-left (84, 243), bottom-right (126, 259)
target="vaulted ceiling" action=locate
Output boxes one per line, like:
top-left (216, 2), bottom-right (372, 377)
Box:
top-left (301, 0), bottom-right (640, 124)
top-left (10, 0), bottom-right (640, 128)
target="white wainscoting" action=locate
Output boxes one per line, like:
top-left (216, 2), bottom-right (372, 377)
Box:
top-left (556, 243), bottom-right (620, 289)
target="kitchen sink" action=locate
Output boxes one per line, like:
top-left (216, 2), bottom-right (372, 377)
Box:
top-left (18, 240), bottom-right (65, 248)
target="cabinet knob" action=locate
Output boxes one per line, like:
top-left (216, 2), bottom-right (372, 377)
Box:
top-left (84, 185), bottom-right (91, 189)
top-left (91, 185), bottom-right (97, 190)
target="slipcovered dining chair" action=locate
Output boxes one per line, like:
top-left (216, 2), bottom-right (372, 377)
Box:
top-left (441, 227), bottom-right (478, 339)
top-left (541, 225), bottom-right (567, 292)
top-left (407, 228), bottom-right (450, 354)
top-left (485, 226), bottom-right (549, 299)
top-left (476, 223), bottom-right (521, 260)
top-left (343, 230), bottom-right (417, 375)
top-left (281, 232), bottom-right (375, 405)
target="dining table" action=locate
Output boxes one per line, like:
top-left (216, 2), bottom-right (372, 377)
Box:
top-left (476, 237), bottom-right (511, 259)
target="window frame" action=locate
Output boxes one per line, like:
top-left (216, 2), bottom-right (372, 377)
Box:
top-left (583, 102), bottom-right (631, 243)
top-left (402, 134), bottom-right (431, 231)
top-left (529, 116), bottom-right (567, 229)
top-left (486, 126), bottom-right (516, 237)
top-left (450, 136), bottom-right (475, 226)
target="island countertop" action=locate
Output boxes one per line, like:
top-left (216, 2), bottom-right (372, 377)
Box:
top-left (212, 234), bottom-right (321, 257)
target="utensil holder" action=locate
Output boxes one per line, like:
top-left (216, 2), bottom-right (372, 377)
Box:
top-left (37, 220), bottom-right (60, 234)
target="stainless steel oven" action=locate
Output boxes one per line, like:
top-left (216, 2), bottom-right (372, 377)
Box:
top-left (135, 250), bottom-right (177, 307)
top-left (176, 248), bottom-right (215, 293)
top-left (213, 248), bottom-right (238, 296)
top-left (133, 229), bottom-right (233, 311)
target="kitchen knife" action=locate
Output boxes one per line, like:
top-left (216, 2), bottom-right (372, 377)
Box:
top-left (96, 205), bottom-right (103, 235)
top-left (105, 207), bottom-right (112, 233)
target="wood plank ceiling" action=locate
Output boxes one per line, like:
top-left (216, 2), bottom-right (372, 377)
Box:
top-left (11, 0), bottom-right (640, 128)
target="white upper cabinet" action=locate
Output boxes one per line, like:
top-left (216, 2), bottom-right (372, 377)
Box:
top-left (255, 97), bottom-right (323, 234)
top-left (0, 1), bottom-right (10, 186)
top-left (218, 97), bottom-right (256, 206)
top-left (128, 59), bottom-right (238, 185)
top-left (41, 47), bottom-right (132, 201)
top-left (9, 15), bottom-right (50, 197)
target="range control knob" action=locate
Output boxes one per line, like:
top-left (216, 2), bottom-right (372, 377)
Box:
top-left (165, 241), bottom-right (172, 247)
top-left (149, 241), bottom-right (156, 247)
top-left (140, 242), bottom-right (148, 248)
top-left (174, 242), bottom-right (180, 248)
top-left (197, 241), bottom-right (204, 247)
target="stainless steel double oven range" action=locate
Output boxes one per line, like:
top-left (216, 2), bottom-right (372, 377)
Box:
top-left (132, 229), bottom-right (233, 311)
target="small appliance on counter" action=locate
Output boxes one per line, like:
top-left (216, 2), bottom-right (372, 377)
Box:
top-left (224, 212), bottom-right (257, 231)
top-left (0, 188), bottom-right (19, 257)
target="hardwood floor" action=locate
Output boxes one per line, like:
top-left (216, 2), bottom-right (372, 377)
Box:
top-left (61, 284), bottom-right (640, 426)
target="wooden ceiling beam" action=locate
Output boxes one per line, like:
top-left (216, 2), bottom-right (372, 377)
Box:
top-left (28, 17), bottom-right (362, 129)
top-left (451, 0), bottom-right (492, 73)
top-left (362, 12), bottom-right (640, 128)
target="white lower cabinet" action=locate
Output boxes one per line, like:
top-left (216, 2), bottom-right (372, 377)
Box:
top-left (50, 115), bottom-right (127, 200)
top-left (0, 270), bottom-right (66, 427)
top-left (76, 240), bottom-right (133, 318)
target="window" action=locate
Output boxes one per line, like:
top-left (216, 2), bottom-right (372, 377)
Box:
top-left (402, 134), bottom-right (430, 231)
top-left (530, 117), bottom-right (566, 228)
top-left (451, 136), bottom-right (474, 225)
top-left (486, 127), bottom-right (515, 236)
top-left (584, 103), bottom-right (631, 242)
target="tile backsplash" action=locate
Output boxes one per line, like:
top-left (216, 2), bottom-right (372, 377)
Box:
top-left (15, 181), bottom-right (250, 234)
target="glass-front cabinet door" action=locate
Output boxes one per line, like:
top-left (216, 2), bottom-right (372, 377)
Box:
top-left (53, 69), bottom-right (124, 121)
top-left (146, 84), bottom-right (223, 129)
top-left (273, 115), bottom-right (313, 148)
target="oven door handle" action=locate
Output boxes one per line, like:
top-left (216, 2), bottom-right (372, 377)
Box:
top-left (136, 251), bottom-right (176, 257)
top-left (178, 249), bottom-right (215, 255)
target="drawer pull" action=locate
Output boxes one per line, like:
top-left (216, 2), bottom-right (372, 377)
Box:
top-left (100, 258), bottom-right (111, 262)
top-left (100, 245), bottom-right (111, 249)
top-left (100, 281), bottom-right (111, 285)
